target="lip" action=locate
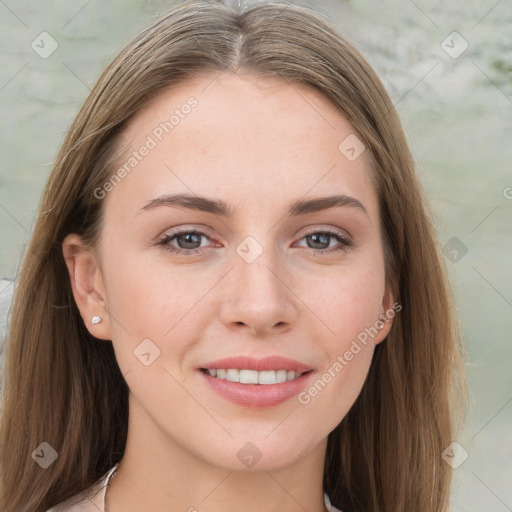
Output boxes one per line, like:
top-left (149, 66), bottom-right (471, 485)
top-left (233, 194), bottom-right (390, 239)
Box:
top-left (198, 356), bottom-right (312, 373)
top-left (198, 369), bottom-right (314, 409)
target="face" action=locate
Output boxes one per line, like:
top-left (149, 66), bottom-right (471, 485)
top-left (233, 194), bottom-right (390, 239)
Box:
top-left (65, 72), bottom-right (394, 473)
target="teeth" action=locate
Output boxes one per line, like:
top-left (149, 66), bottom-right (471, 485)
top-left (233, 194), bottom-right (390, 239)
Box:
top-left (205, 368), bottom-right (304, 384)
top-left (240, 369), bottom-right (259, 384)
top-left (226, 369), bottom-right (239, 382)
top-left (276, 369), bottom-right (287, 383)
top-left (258, 371), bottom-right (276, 385)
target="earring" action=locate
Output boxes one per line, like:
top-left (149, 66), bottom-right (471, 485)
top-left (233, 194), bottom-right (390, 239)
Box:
top-left (91, 316), bottom-right (102, 324)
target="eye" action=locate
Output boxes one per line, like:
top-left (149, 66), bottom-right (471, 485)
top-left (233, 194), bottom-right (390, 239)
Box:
top-left (156, 227), bottom-right (352, 256)
top-left (294, 229), bottom-right (352, 255)
top-left (157, 229), bottom-right (216, 255)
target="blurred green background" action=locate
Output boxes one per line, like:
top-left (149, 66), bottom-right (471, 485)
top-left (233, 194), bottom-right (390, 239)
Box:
top-left (0, 1), bottom-right (511, 510)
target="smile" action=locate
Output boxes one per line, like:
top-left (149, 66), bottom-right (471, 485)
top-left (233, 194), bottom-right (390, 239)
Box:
top-left (200, 368), bottom-right (310, 385)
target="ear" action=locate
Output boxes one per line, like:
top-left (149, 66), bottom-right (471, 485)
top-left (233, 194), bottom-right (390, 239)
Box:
top-left (374, 285), bottom-right (398, 346)
top-left (62, 233), bottom-right (112, 340)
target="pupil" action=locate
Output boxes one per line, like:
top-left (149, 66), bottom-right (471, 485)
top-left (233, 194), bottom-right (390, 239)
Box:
top-left (176, 233), bottom-right (330, 250)
top-left (180, 233), bottom-right (200, 249)
top-left (310, 233), bottom-right (328, 249)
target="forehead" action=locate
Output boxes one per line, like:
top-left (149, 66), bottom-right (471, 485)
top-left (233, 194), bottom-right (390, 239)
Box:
top-left (106, 72), bottom-right (378, 220)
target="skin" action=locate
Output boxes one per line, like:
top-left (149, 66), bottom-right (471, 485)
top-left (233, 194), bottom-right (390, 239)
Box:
top-left (63, 72), bottom-right (394, 512)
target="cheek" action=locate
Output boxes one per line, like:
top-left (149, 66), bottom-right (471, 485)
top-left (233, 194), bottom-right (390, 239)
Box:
top-left (102, 250), bottom-right (220, 379)
top-left (103, 250), bottom-right (207, 334)
top-left (293, 264), bottom-right (383, 413)
top-left (297, 288), bottom-right (378, 423)
top-left (297, 343), bottom-right (373, 433)
top-left (300, 262), bottom-right (385, 345)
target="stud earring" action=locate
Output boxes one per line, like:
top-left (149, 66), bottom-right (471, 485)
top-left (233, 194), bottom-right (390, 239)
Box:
top-left (91, 316), bottom-right (102, 324)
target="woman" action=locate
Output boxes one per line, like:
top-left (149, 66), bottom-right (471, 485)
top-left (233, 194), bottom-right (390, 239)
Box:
top-left (0, 1), bottom-right (467, 511)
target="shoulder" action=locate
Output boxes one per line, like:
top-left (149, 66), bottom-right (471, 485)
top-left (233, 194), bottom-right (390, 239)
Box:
top-left (45, 492), bottom-right (99, 512)
top-left (45, 465), bottom-right (118, 512)
top-left (324, 492), bottom-right (343, 512)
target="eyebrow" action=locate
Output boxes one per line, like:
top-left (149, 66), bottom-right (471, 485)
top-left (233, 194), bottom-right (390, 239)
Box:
top-left (140, 193), bottom-right (369, 218)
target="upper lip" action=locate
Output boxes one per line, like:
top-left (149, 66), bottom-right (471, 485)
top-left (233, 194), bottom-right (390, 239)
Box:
top-left (199, 356), bottom-right (313, 373)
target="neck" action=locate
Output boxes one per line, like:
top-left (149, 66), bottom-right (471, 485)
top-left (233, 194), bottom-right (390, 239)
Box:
top-left (106, 396), bottom-right (330, 512)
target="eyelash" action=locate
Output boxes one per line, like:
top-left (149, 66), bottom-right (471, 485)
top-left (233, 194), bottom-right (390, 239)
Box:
top-left (156, 227), bottom-right (352, 256)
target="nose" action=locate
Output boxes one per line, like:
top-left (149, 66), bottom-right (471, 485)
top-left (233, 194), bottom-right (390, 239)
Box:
top-left (219, 245), bottom-right (298, 337)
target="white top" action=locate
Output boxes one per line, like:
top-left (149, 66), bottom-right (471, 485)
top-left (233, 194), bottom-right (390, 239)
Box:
top-left (46, 464), bottom-right (342, 511)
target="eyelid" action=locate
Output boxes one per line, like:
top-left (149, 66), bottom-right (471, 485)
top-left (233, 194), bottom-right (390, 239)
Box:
top-left (156, 223), bottom-right (353, 256)
top-left (157, 224), bottom-right (351, 244)
top-left (299, 224), bottom-right (352, 242)
top-left (156, 224), bottom-right (216, 242)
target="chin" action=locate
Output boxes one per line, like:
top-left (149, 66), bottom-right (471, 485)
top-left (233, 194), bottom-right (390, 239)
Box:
top-left (193, 432), bottom-right (320, 472)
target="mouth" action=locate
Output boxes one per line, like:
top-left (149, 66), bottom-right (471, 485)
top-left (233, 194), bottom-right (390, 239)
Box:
top-left (199, 368), bottom-right (312, 384)
top-left (197, 356), bottom-right (315, 408)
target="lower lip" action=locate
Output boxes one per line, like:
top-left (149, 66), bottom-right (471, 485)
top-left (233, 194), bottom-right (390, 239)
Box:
top-left (198, 370), bottom-right (314, 409)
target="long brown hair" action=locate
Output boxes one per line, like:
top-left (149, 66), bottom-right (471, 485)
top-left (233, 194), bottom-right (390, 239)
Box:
top-left (0, 1), bottom-right (467, 511)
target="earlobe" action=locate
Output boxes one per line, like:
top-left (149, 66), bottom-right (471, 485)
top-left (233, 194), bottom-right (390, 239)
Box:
top-left (374, 287), bottom-right (396, 346)
top-left (62, 233), bottom-right (112, 340)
